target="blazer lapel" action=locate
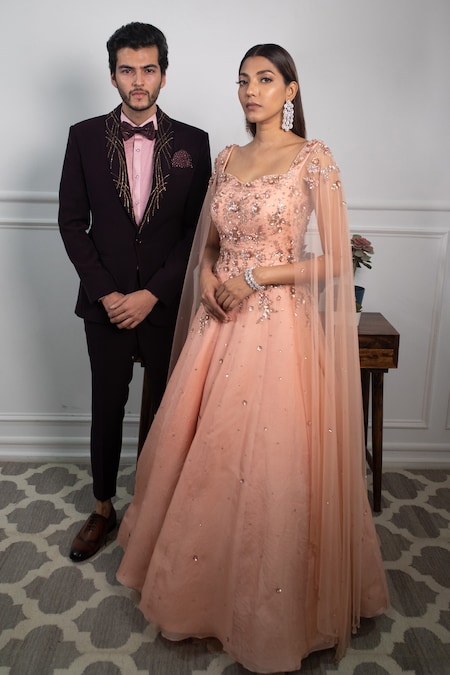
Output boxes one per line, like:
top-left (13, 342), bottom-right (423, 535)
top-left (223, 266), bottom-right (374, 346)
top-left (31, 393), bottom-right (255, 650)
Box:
top-left (140, 107), bottom-right (173, 228)
top-left (105, 105), bottom-right (136, 225)
top-left (104, 105), bottom-right (174, 230)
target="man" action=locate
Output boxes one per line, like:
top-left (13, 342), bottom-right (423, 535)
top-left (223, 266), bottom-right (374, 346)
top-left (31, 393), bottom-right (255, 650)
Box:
top-left (59, 22), bottom-right (211, 562)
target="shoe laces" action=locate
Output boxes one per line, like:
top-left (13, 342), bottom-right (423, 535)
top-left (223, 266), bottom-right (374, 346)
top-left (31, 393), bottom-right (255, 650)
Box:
top-left (86, 512), bottom-right (103, 532)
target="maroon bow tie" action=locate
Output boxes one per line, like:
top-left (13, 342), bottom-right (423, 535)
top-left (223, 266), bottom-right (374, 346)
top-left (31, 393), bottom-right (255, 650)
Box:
top-left (120, 120), bottom-right (156, 141)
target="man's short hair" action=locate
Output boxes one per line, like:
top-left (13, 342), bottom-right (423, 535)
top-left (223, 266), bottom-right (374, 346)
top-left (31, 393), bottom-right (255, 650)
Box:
top-left (107, 22), bottom-right (169, 74)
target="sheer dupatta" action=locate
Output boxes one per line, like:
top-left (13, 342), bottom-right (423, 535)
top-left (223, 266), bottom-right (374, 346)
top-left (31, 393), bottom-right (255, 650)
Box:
top-left (295, 142), bottom-right (377, 658)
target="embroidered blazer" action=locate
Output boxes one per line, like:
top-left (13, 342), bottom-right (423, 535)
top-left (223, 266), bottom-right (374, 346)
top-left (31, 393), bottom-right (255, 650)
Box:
top-left (58, 105), bottom-right (211, 326)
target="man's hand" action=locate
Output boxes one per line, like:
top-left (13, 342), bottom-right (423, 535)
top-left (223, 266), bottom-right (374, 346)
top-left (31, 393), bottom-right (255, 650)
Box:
top-left (101, 290), bottom-right (158, 329)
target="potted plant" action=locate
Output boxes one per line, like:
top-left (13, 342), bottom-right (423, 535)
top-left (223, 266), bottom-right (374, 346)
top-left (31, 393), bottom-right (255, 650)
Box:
top-left (351, 234), bottom-right (374, 317)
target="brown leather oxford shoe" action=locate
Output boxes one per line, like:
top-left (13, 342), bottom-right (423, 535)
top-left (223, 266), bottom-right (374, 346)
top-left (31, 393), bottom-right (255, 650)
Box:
top-left (69, 507), bottom-right (117, 562)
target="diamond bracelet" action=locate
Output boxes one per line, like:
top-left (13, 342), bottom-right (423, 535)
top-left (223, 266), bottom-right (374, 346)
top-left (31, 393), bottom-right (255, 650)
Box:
top-left (244, 267), bottom-right (266, 292)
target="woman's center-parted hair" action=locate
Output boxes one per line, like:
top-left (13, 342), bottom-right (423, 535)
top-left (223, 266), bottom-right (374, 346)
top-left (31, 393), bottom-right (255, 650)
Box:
top-left (239, 43), bottom-right (306, 139)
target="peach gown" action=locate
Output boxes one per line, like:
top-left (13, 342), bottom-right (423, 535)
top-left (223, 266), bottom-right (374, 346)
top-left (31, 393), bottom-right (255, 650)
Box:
top-left (117, 141), bottom-right (389, 673)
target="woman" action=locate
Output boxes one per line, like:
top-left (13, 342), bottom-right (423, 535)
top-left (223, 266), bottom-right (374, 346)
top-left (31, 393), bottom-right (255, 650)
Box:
top-left (117, 44), bottom-right (389, 674)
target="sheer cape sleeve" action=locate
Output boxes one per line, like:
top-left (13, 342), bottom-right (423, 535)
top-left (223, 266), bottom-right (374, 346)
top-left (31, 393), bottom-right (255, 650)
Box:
top-left (296, 141), bottom-right (387, 658)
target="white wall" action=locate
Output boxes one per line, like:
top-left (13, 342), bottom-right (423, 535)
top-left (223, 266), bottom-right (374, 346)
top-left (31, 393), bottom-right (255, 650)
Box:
top-left (1, 0), bottom-right (449, 465)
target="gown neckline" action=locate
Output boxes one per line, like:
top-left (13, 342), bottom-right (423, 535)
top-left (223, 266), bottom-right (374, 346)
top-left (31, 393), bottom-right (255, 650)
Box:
top-left (222, 140), bottom-right (311, 185)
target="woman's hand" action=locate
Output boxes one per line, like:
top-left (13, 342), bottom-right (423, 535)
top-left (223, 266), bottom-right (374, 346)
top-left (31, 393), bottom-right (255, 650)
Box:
top-left (215, 274), bottom-right (253, 312)
top-left (200, 268), bottom-right (230, 322)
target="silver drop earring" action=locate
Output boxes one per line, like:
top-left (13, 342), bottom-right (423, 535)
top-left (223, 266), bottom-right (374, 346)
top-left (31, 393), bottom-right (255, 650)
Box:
top-left (281, 99), bottom-right (294, 131)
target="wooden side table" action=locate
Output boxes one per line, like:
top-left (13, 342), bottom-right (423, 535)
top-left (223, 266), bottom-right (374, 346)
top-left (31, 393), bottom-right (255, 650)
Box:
top-left (358, 312), bottom-right (400, 511)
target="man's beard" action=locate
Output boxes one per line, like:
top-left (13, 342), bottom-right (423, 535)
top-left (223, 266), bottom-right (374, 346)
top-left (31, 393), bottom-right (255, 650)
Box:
top-left (122, 86), bottom-right (161, 113)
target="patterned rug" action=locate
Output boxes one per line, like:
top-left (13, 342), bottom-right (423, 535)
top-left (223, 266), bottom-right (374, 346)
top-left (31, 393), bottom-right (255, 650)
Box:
top-left (0, 463), bottom-right (449, 675)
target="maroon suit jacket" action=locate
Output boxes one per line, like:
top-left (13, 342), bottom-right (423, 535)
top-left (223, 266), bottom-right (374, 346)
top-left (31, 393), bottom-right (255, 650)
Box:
top-left (58, 105), bottom-right (211, 326)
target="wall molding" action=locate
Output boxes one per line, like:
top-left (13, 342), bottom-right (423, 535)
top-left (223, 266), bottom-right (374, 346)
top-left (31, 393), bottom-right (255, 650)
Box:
top-left (2, 221), bottom-right (450, 233)
top-left (0, 191), bottom-right (57, 203)
top-left (348, 202), bottom-right (450, 213)
top-left (0, 219), bottom-right (56, 228)
top-left (1, 193), bottom-right (449, 230)
top-left (0, 191), bottom-right (58, 228)
top-left (1, 190), bottom-right (450, 213)
top-left (358, 229), bottom-right (449, 431)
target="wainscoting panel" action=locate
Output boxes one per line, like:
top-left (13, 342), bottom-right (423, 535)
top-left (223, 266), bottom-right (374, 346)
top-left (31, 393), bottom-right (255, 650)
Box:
top-left (1, 194), bottom-right (449, 465)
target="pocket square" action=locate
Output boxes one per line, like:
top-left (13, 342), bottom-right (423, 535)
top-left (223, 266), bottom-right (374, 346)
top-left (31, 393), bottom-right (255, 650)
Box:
top-left (172, 150), bottom-right (193, 168)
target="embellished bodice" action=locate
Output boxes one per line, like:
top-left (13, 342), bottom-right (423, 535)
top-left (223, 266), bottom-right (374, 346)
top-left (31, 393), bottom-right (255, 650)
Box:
top-left (210, 143), bottom-right (316, 281)
top-left (195, 140), bottom-right (340, 326)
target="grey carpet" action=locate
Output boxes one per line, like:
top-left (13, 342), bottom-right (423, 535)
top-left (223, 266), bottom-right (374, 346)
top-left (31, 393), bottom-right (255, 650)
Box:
top-left (0, 463), bottom-right (449, 675)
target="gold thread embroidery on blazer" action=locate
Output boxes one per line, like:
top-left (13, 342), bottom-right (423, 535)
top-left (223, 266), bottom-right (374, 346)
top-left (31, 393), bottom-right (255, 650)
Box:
top-left (140, 109), bottom-right (173, 231)
top-left (105, 107), bottom-right (173, 233)
top-left (105, 109), bottom-right (135, 224)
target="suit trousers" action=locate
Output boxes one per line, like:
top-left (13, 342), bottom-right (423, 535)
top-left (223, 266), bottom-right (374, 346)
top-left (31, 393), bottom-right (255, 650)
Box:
top-left (84, 317), bottom-right (174, 501)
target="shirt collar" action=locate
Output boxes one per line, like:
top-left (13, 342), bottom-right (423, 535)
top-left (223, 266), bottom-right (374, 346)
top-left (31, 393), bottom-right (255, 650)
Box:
top-left (120, 110), bottom-right (158, 130)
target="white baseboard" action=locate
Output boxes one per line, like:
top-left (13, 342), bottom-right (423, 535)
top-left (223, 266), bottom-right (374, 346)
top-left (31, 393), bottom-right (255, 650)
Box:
top-left (0, 438), bottom-right (449, 468)
top-left (0, 414), bottom-right (140, 463)
top-left (0, 439), bottom-right (139, 464)
top-left (381, 446), bottom-right (450, 468)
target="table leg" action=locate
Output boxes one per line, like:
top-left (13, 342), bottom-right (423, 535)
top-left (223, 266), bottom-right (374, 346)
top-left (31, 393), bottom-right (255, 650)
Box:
top-left (361, 370), bottom-right (370, 459)
top-left (371, 370), bottom-right (385, 512)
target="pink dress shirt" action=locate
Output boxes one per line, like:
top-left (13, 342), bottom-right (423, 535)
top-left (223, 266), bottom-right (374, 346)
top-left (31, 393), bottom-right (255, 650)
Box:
top-left (121, 111), bottom-right (157, 225)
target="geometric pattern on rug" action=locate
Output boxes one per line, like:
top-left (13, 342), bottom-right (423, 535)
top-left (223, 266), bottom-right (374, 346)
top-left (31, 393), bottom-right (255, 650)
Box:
top-left (0, 463), bottom-right (449, 675)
